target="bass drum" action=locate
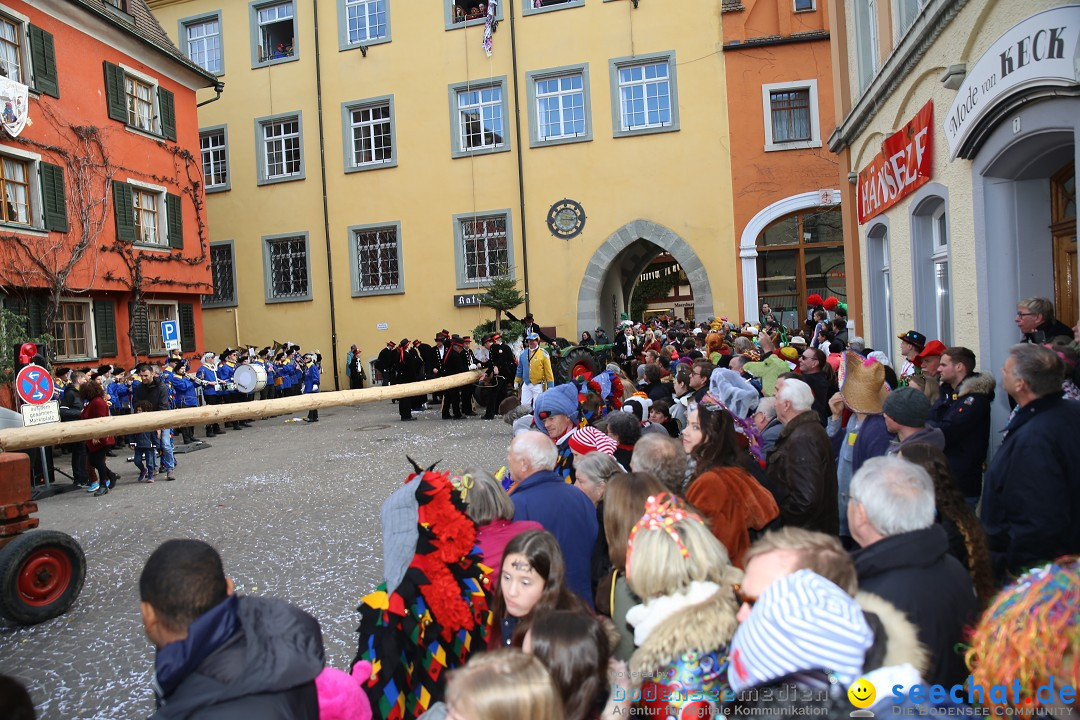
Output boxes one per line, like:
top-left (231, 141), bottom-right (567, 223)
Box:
top-left (233, 364), bottom-right (267, 394)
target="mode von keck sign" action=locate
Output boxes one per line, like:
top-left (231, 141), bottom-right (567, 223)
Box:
top-left (857, 100), bottom-right (933, 225)
top-left (945, 5), bottom-right (1080, 159)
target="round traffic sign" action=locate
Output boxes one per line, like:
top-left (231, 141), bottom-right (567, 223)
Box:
top-left (16, 364), bottom-right (55, 406)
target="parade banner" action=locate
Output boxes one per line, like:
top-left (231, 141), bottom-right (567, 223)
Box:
top-left (857, 100), bottom-right (933, 225)
top-left (0, 75), bottom-right (29, 137)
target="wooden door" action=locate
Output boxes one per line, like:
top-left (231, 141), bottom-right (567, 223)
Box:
top-left (1051, 163), bottom-right (1077, 329)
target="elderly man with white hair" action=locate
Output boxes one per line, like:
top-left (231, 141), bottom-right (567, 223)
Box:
top-left (506, 432), bottom-right (598, 607)
top-left (848, 456), bottom-right (978, 688)
top-left (766, 377), bottom-right (838, 534)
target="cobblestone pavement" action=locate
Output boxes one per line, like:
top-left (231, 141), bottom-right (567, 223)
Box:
top-left (0, 398), bottom-right (513, 720)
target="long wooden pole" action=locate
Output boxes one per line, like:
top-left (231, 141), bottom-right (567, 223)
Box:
top-left (0, 371), bottom-right (486, 452)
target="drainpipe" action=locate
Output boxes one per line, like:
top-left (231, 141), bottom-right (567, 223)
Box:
top-left (312, 0), bottom-right (341, 389)
top-left (507, 1), bottom-right (531, 314)
top-left (196, 80), bottom-right (225, 108)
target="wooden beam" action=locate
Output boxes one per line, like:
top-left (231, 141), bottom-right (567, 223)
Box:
top-left (0, 372), bottom-right (485, 452)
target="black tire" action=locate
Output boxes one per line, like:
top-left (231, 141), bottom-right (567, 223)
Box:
top-left (0, 530), bottom-right (86, 625)
top-left (556, 347), bottom-right (597, 385)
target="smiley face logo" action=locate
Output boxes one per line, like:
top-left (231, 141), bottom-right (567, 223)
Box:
top-left (848, 678), bottom-right (876, 709)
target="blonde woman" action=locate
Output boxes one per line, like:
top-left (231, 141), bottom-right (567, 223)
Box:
top-left (624, 494), bottom-right (740, 718)
top-left (445, 648), bottom-right (565, 720)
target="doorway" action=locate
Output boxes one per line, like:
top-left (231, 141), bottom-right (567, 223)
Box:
top-left (1052, 162), bottom-right (1077, 330)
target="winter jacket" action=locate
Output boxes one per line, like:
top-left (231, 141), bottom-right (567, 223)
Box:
top-left (886, 426), bottom-right (945, 455)
top-left (58, 384), bottom-right (85, 422)
top-left (628, 589), bottom-right (736, 718)
top-left (981, 391), bottom-right (1080, 580)
top-left (850, 413), bottom-right (892, 474)
top-left (173, 374), bottom-right (199, 409)
top-left (766, 411), bottom-right (839, 534)
top-left (133, 376), bottom-right (171, 412)
top-left (759, 418), bottom-right (783, 456)
top-left (928, 372), bottom-right (995, 499)
top-left (510, 469), bottom-right (598, 607)
top-left (799, 371), bottom-right (835, 425)
top-left (1021, 318), bottom-right (1075, 344)
top-left (685, 466), bottom-right (779, 568)
top-left (851, 524), bottom-right (978, 688)
top-left (150, 594), bottom-right (323, 720)
top-left (107, 380), bottom-right (130, 411)
top-left (303, 364), bottom-right (320, 394)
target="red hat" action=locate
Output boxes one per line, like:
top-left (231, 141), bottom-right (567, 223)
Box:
top-left (490, 333), bottom-right (501, 342)
top-left (567, 426), bottom-right (617, 457)
top-left (386, 341), bottom-right (396, 348)
top-left (412, 339), bottom-right (422, 347)
top-left (915, 340), bottom-right (947, 366)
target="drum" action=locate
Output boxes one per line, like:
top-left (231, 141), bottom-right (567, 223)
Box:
top-left (234, 364), bottom-right (267, 394)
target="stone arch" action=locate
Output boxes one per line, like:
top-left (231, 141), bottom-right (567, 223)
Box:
top-left (577, 219), bottom-right (714, 336)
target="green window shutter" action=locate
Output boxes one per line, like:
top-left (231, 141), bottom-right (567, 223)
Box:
top-left (178, 303), bottom-right (196, 352)
top-left (158, 87), bottom-right (176, 141)
top-left (39, 162), bottom-right (68, 232)
top-left (113, 181), bottom-right (135, 242)
top-left (28, 296), bottom-right (47, 339)
top-left (2, 297), bottom-right (30, 337)
top-left (28, 26), bottom-right (59, 98)
top-left (128, 301), bottom-right (149, 356)
top-left (93, 300), bottom-right (117, 358)
top-left (165, 192), bottom-right (183, 249)
top-left (103, 61), bottom-right (127, 123)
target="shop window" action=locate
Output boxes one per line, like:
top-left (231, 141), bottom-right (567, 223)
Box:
top-left (448, 78), bottom-right (510, 158)
top-left (350, 222), bottom-right (403, 296)
top-left (453, 210), bottom-right (515, 289)
top-left (251, 0), bottom-right (296, 67)
top-left (200, 126), bottom-right (230, 192)
top-left (263, 232), bottom-right (312, 303)
top-left (755, 206), bottom-right (845, 327)
top-left (342, 96), bottom-right (396, 171)
top-left (911, 194), bottom-right (951, 344)
top-left (523, 0), bottom-right (585, 17)
top-left (205, 241), bottom-right (237, 307)
top-left (610, 52), bottom-right (680, 137)
top-left (761, 80), bottom-right (821, 151)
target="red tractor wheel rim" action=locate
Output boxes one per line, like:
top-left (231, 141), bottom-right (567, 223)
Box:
top-left (572, 362), bottom-right (591, 379)
top-left (17, 548), bottom-right (73, 606)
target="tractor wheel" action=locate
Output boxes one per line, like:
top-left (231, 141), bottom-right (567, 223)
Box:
top-left (0, 530), bottom-right (86, 625)
top-left (557, 348), bottom-right (597, 385)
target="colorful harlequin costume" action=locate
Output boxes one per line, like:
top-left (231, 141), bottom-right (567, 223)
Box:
top-left (353, 463), bottom-right (490, 720)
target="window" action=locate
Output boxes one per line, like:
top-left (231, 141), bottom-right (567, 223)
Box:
top-left (0, 14), bottom-right (57, 96)
top-left (341, 0), bottom-right (389, 48)
top-left (609, 52), bottom-right (680, 138)
top-left (255, 112), bottom-right (305, 185)
top-left (205, 241), bottom-right (237, 307)
top-left (200, 126), bottom-right (230, 192)
top-left (761, 80), bottom-right (821, 151)
top-left (105, 62), bottom-right (176, 140)
top-left (445, 0), bottom-right (504, 30)
top-left (755, 206), bottom-right (845, 323)
top-left (448, 77), bottom-right (510, 158)
top-left (349, 222), bottom-right (404, 296)
top-left (453, 210), bottom-right (515, 289)
top-left (794, 0), bottom-right (815, 10)
top-left (263, 232), bottom-right (311, 303)
top-left (250, 0), bottom-right (297, 67)
top-left (522, 0), bottom-right (586, 17)
top-left (0, 16), bottom-right (21, 82)
top-left (342, 96), bottom-right (396, 171)
top-left (526, 65), bottom-right (592, 147)
top-left (895, 0), bottom-right (928, 40)
top-left (104, 0), bottom-right (128, 10)
top-left (866, 222), bottom-right (893, 356)
top-left (853, 0), bottom-right (878, 93)
top-left (113, 180), bottom-right (182, 248)
top-left (146, 302), bottom-right (177, 355)
top-left (911, 193), bottom-right (951, 344)
top-left (182, 14), bottom-right (223, 74)
top-left (54, 300), bottom-right (93, 360)
top-left (0, 155), bottom-right (30, 225)
top-left (132, 187), bottom-right (161, 245)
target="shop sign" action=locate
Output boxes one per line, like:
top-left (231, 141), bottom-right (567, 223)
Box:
top-left (857, 100), bottom-right (934, 225)
top-left (945, 5), bottom-right (1080, 159)
top-left (453, 294), bottom-right (484, 308)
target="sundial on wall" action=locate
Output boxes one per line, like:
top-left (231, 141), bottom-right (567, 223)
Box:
top-left (547, 198), bottom-right (586, 240)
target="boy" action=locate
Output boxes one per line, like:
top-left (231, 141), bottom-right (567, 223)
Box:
top-left (131, 400), bottom-right (159, 483)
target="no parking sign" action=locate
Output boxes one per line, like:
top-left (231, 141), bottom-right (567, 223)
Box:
top-left (15, 364), bottom-right (54, 405)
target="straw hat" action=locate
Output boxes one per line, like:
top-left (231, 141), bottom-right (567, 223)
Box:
top-left (838, 351), bottom-right (891, 414)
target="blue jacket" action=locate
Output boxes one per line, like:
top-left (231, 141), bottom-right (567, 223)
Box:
top-left (197, 364), bottom-right (220, 396)
top-left (172, 373), bottom-right (199, 408)
top-left (218, 362), bottom-right (237, 394)
top-left (511, 469), bottom-right (598, 607)
top-left (107, 380), bottom-right (130, 411)
top-left (303, 364), bottom-right (320, 394)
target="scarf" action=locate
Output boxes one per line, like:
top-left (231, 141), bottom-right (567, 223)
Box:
top-left (626, 580), bottom-right (722, 647)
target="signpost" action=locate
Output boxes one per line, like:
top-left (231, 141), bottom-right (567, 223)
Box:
top-left (161, 320), bottom-right (180, 351)
top-left (21, 401), bottom-right (60, 427)
top-left (15, 364), bottom-right (54, 406)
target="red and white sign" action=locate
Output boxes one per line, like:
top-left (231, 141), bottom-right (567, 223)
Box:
top-left (15, 364), bottom-right (55, 405)
top-left (857, 100), bottom-right (934, 224)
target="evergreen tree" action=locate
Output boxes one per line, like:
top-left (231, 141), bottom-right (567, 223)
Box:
top-left (481, 271), bottom-right (524, 332)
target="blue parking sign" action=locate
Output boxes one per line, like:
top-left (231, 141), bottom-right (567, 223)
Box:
top-left (161, 320), bottom-right (180, 350)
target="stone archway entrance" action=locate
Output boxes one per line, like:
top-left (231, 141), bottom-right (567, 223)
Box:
top-left (577, 219), bottom-right (714, 336)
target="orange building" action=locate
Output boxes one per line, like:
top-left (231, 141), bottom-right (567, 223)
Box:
top-left (722, 0), bottom-right (845, 330)
top-left (0, 0), bottom-right (217, 371)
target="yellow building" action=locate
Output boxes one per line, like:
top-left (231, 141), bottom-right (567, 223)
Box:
top-left (147, 0), bottom-right (737, 388)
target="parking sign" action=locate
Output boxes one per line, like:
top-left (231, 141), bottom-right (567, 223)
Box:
top-left (161, 320), bottom-right (180, 350)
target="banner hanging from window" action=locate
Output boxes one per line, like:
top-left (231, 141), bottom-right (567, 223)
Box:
top-left (0, 76), bottom-right (29, 138)
top-left (857, 100), bottom-right (933, 225)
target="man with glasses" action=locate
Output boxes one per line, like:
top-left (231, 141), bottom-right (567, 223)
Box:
top-left (1015, 297), bottom-right (1074, 344)
top-left (688, 360), bottom-right (713, 402)
top-left (796, 347), bottom-right (834, 425)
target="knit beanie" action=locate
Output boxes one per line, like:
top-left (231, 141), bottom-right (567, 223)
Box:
top-left (567, 426), bottom-right (617, 456)
top-left (882, 386), bottom-right (930, 427)
top-left (533, 383), bottom-right (579, 424)
top-left (728, 569), bottom-right (873, 693)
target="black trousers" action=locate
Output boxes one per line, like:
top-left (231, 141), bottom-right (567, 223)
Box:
top-left (484, 377), bottom-right (506, 418)
top-left (442, 387), bottom-right (461, 418)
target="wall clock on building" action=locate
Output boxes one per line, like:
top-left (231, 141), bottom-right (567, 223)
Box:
top-left (547, 198), bottom-right (586, 240)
